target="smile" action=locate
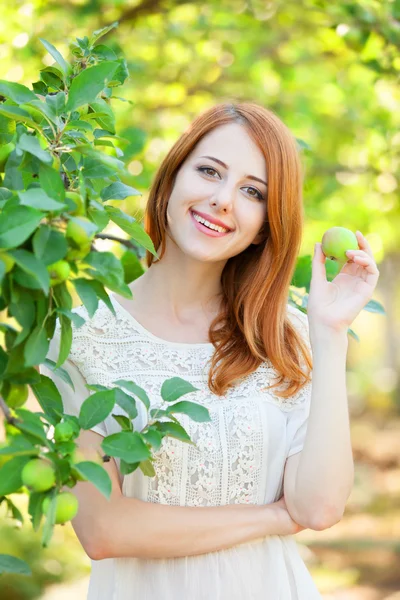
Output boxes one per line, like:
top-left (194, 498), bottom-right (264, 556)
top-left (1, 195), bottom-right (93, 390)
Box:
top-left (190, 210), bottom-right (232, 238)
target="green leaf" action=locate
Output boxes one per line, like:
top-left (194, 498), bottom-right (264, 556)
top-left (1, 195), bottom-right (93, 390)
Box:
top-left (0, 105), bottom-right (39, 129)
top-left (0, 113), bottom-right (16, 144)
top-left (82, 155), bottom-right (120, 179)
top-left (55, 307), bottom-right (86, 328)
top-left (73, 461), bottom-right (112, 500)
top-left (22, 98), bottom-right (58, 125)
top-left (89, 21), bottom-right (119, 45)
top-left (82, 251), bottom-right (126, 286)
top-left (72, 278), bottom-right (99, 318)
top-left (160, 377), bottom-right (200, 403)
top-left (88, 98), bottom-right (115, 134)
top-left (39, 39), bottom-right (72, 77)
top-left (39, 163), bottom-right (65, 203)
top-left (101, 431), bottom-right (151, 463)
top-left (79, 389), bottom-right (116, 429)
top-left (16, 133), bottom-right (52, 164)
top-left (141, 427), bottom-right (163, 451)
top-left (165, 400), bottom-right (211, 423)
top-left (31, 374), bottom-right (64, 423)
top-left (45, 92), bottom-right (66, 118)
top-left (0, 436), bottom-right (36, 457)
top-left (32, 226), bottom-right (68, 265)
top-left (105, 206), bottom-right (158, 258)
top-left (8, 249), bottom-right (50, 295)
top-left (0, 205), bottom-right (43, 249)
top-left (0, 80), bottom-right (37, 104)
top-left (112, 379), bottom-right (150, 410)
top-left (41, 358), bottom-right (75, 392)
top-left (101, 182), bottom-right (141, 201)
top-left (0, 554), bottom-right (32, 576)
top-left (14, 408), bottom-right (50, 444)
top-left (24, 325), bottom-right (50, 367)
top-left (18, 188), bottom-right (67, 211)
top-left (363, 299), bottom-right (386, 315)
top-left (114, 388), bottom-right (138, 420)
top-left (120, 250), bottom-right (145, 284)
top-left (65, 62), bottom-right (120, 113)
top-left (111, 414), bottom-right (133, 431)
top-left (0, 455), bottom-right (31, 495)
top-left (56, 314), bottom-right (72, 368)
top-left (155, 421), bottom-right (195, 445)
top-left (139, 459), bottom-right (156, 477)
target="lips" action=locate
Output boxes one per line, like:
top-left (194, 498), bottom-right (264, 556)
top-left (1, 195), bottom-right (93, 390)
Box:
top-left (190, 210), bottom-right (232, 237)
top-left (190, 209), bottom-right (233, 231)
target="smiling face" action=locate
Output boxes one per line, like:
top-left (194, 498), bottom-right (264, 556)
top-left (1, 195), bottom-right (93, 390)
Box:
top-left (165, 122), bottom-right (268, 263)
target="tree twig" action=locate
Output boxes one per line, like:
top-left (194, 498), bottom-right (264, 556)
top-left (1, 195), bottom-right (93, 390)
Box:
top-left (95, 232), bottom-right (142, 253)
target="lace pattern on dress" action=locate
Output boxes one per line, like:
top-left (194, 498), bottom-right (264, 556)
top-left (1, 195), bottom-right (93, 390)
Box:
top-left (56, 299), bottom-right (312, 506)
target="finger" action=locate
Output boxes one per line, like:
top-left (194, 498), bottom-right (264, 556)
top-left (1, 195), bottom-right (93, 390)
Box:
top-left (311, 243), bottom-right (327, 284)
top-left (347, 253), bottom-right (380, 276)
top-left (345, 249), bottom-right (370, 261)
top-left (355, 231), bottom-right (374, 259)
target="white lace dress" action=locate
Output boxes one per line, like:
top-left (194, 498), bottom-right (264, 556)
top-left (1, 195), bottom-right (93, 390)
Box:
top-left (40, 293), bottom-right (322, 600)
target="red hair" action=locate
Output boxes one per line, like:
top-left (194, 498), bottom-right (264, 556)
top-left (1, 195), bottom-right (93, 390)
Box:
top-left (143, 102), bottom-right (312, 399)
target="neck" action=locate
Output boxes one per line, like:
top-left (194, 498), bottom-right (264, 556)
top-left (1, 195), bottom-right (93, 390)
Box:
top-left (133, 243), bottom-right (226, 324)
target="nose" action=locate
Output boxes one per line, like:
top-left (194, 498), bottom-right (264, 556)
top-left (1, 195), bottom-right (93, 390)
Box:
top-left (209, 181), bottom-right (235, 212)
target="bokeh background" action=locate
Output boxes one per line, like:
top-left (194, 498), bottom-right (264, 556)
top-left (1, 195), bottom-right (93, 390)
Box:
top-left (0, 0), bottom-right (399, 598)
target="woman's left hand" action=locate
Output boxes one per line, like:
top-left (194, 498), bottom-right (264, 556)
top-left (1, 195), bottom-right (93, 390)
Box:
top-left (307, 231), bottom-right (380, 333)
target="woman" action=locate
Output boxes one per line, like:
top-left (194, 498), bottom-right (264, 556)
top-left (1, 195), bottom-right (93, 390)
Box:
top-left (41, 102), bottom-right (379, 599)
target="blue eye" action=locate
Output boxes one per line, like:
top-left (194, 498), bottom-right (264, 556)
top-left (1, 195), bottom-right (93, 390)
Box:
top-left (196, 166), bottom-right (265, 201)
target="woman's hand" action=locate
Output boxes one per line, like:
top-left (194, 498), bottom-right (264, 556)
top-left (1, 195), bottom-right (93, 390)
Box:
top-left (270, 495), bottom-right (307, 535)
top-left (307, 231), bottom-right (380, 334)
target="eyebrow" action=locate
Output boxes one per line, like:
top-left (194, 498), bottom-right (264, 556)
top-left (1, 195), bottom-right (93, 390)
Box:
top-left (199, 155), bottom-right (268, 187)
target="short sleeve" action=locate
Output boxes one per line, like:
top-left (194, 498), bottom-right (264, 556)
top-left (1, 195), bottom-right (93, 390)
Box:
top-left (285, 305), bottom-right (313, 458)
top-left (39, 326), bottom-right (108, 438)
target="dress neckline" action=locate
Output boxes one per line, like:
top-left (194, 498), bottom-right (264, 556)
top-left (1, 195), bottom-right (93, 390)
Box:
top-left (109, 292), bottom-right (215, 349)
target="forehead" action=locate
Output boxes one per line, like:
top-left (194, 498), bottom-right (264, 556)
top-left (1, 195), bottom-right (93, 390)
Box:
top-left (190, 123), bottom-right (267, 176)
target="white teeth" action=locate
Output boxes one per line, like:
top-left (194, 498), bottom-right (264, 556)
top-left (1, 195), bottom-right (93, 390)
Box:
top-left (192, 212), bottom-right (229, 233)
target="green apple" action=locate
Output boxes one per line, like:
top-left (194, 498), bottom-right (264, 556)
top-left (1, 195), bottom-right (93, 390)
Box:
top-left (46, 260), bottom-right (71, 286)
top-left (66, 191), bottom-right (86, 216)
top-left (21, 458), bottom-right (56, 492)
top-left (321, 227), bottom-right (359, 265)
top-left (42, 491), bottom-right (79, 524)
top-left (66, 217), bottom-right (97, 248)
top-left (54, 421), bottom-right (75, 443)
top-left (4, 383), bottom-right (29, 409)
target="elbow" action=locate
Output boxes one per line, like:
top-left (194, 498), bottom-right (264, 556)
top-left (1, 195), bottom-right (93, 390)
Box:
top-left (308, 507), bottom-right (344, 531)
top-left (87, 538), bottom-right (108, 561)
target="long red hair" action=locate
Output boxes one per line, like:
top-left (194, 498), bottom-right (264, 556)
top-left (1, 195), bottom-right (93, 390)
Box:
top-left (143, 102), bottom-right (312, 399)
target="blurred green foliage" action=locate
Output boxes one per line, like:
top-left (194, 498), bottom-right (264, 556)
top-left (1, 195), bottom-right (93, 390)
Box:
top-left (0, 1), bottom-right (398, 597)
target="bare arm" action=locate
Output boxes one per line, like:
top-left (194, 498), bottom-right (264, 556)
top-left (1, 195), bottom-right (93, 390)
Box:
top-left (60, 429), bottom-right (308, 561)
top-left (100, 495), bottom-right (285, 561)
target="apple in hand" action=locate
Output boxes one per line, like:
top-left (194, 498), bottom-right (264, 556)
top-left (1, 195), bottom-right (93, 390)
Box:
top-left (321, 227), bottom-right (359, 266)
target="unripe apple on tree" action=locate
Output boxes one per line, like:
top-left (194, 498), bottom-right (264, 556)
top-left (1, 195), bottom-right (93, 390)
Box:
top-left (65, 191), bottom-right (86, 216)
top-left (66, 216), bottom-right (98, 248)
top-left (3, 383), bottom-right (29, 409)
top-left (46, 260), bottom-right (71, 286)
top-left (321, 227), bottom-right (359, 266)
top-left (21, 458), bottom-right (56, 493)
top-left (54, 421), bottom-right (75, 443)
top-left (42, 491), bottom-right (79, 524)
